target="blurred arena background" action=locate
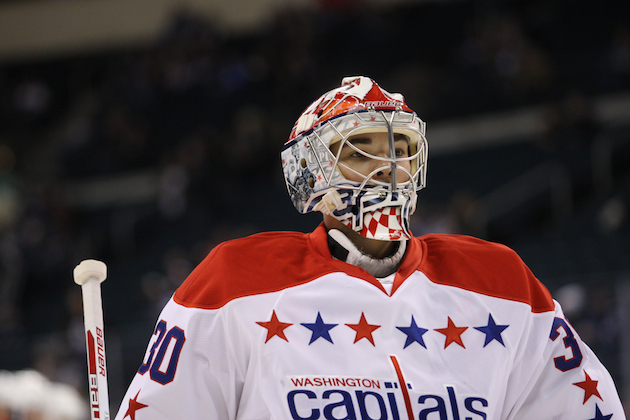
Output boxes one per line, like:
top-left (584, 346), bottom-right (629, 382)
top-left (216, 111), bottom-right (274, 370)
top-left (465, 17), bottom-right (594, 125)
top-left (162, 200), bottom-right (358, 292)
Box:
top-left (1, 0), bottom-right (629, 417)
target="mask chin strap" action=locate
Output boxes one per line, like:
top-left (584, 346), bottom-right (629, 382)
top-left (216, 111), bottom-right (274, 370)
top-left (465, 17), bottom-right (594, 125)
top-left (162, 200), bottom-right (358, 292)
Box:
top-left (313, 190), bottom-right (343, 215)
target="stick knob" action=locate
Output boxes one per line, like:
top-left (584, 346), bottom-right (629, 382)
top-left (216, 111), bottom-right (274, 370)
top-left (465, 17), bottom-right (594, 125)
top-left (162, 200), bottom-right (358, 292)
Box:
top-left (73, 259), bottom-right (107, 285)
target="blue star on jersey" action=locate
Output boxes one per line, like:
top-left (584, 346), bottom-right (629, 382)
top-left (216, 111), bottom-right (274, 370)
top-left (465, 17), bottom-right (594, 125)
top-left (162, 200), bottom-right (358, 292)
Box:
top-left (396, 315), bottom-right (428, 349)
top-left (590, 404), bottom-right (613, 420)
top-left (301, 312), bottom-right (338, 344)
top-left (474, 314), bottom-right (509, 347)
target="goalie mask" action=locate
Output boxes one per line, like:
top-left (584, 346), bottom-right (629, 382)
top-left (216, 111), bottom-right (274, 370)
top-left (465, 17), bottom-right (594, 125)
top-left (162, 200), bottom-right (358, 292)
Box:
top-left (281, 76), bottom-right (428, 240)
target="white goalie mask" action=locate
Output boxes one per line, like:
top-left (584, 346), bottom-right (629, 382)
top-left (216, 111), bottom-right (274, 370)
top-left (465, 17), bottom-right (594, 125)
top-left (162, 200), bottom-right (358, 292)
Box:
top-left (281, 76), bottom-right (428, 240)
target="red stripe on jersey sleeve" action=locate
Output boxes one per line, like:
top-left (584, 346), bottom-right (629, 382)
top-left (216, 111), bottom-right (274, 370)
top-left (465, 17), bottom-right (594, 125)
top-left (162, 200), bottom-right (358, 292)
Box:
top-left (417, 234), bottom-right (554, 313)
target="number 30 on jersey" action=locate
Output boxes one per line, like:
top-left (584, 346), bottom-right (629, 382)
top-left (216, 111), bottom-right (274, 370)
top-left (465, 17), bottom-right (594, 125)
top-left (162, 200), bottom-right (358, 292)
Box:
top-left (138, 320), bottom-right (186, 384)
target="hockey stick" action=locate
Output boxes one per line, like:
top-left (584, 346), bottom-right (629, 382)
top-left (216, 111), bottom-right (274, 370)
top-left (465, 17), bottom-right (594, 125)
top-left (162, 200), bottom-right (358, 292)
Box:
top-left (74, 259), bottom-right (110, 420)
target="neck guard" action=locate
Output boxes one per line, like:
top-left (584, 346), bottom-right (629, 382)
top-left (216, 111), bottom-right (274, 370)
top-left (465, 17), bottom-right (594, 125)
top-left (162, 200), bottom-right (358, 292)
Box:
top-left (327, 229), bottom-right (407, 278)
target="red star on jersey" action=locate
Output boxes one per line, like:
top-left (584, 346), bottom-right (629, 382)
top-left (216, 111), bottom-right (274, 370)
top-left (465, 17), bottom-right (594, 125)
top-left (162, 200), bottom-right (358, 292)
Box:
top-left (346, 312), bottom-right (380, 345)
top-left (124, 390), bottom-right (148, 420)
top-left (573, 370), bottom-right (602, 404)
top-left (256, 310), bottom-right (292, 343)
top-left (435, 317), bottom-right (468, 348)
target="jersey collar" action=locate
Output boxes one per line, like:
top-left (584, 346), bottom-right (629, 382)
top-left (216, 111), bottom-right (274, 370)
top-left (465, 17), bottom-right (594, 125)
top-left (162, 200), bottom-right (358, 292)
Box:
top-left (308, 223), bottom-right (425, 295)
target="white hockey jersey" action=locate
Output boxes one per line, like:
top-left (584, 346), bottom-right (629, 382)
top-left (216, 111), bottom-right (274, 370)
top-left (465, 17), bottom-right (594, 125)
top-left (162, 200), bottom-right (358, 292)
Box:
top-left (115, 224), bottom-right (626, 420)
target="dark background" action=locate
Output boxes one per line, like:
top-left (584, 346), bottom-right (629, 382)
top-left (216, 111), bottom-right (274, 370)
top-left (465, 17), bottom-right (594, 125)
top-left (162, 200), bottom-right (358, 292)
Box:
top-left (0, 0), bottom-right (629, 414)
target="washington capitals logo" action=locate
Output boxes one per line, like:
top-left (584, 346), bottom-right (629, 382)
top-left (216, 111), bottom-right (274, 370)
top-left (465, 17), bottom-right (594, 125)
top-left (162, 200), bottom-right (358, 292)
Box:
top-left (285, 355), bottom-right (489, 420)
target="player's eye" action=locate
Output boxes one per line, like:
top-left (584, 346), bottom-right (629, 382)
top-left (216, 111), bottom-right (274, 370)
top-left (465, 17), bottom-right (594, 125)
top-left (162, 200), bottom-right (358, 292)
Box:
top-left (396, 146), bottom-right (412, 158)
top-left (349, 151), bottom-right (367, 159)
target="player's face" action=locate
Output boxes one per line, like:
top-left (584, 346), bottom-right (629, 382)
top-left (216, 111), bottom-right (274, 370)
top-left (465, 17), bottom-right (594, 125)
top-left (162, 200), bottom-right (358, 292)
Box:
top-left (330, 132), bottom-right (411, 184)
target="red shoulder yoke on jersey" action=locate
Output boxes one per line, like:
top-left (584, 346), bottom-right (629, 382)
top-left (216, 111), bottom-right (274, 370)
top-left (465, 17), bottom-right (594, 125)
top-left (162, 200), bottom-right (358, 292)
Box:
top-left (418, 234), bottom-right (553, 313)
top-left (174, 224), bottom-right (553, 313)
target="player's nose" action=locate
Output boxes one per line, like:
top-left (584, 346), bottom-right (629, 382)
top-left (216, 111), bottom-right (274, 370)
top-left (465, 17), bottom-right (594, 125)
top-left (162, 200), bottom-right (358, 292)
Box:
top-left (372, 162), bottom-right (410, 184)
top-left (373, 165), bottom-right (393, 182)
